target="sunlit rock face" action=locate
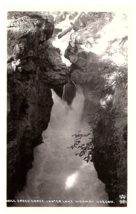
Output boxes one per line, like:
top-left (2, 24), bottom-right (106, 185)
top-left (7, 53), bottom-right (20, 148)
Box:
top-left (53, 11), bottom-right (78, 25)
top-left (64, 12), bottom-right (127, 206)
top-left (7, 12), bottom-right (70, 202)
top-left (64, 12), bottom-right (127, 120)
top-left (7, 13), bottom-right (69, 78)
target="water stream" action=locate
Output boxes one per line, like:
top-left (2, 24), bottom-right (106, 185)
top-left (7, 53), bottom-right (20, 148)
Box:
top-left (15, 86), bottom-right (108, 207)
top-left (14, 17), bottom-right (109, 206)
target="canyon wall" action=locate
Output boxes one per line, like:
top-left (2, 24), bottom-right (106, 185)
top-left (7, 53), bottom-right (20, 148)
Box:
top-left (64, 12), bottom-right (127, 206)
top-left (7, 12), bottom-right (69, 202)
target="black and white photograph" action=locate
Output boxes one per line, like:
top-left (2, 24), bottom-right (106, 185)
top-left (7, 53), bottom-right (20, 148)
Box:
top-left (5, 5), bottom-right (132, 209)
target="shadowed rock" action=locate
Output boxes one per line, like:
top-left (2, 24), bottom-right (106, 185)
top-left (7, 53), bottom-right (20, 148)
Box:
top-left (7, 12), bottom-right (70, 203)
top-left (64, 12), bottom-right (128, 207)
top-left (63, 80), bottom-right (77, 106)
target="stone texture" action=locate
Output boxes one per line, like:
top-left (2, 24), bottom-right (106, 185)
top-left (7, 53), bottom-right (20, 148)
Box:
top-left (64, 12), bottom-right (127, 206)
top-left (7, 12), bottom-right (69, 203)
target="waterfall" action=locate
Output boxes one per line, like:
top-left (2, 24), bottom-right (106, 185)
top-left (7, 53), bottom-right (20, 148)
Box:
top-left (13, 15), bottom-right (108, 207)
top-left (14, 86), bottom-right (108, 207)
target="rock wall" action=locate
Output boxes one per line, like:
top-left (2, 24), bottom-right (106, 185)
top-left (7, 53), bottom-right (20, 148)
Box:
top-left (7, 12), bottom-right (69, 203)
top-left (64, 12), bottom-right (127, 206)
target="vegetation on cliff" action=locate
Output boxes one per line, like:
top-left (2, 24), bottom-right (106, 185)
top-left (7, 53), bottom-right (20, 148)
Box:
top-left (66, 12), bottom-right (127, 206)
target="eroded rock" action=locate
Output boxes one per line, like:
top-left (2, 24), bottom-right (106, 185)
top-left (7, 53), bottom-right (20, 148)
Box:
top-left (7, 12), bottom-right (69, 203)
top-left (64, 12), bottom-right (128, 206)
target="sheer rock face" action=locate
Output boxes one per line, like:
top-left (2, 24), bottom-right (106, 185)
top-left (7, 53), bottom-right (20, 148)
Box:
top-left (7, 73), bottom-right (53, 200)
top-left (7, 12), bottom-right (69, 201)
top-left (64, 12), bottom-right (127, 206)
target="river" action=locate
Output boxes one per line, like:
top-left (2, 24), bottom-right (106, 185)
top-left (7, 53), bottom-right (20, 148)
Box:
top-left (14, 86), bottom-right (108, 207)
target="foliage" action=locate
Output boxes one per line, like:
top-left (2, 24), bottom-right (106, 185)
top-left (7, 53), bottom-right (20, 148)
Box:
top-left (68, 63), bottom-right (127, 205)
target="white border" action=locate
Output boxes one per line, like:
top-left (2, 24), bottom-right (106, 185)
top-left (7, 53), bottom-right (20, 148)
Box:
top-left (1, 3), bottom-right (135, 213)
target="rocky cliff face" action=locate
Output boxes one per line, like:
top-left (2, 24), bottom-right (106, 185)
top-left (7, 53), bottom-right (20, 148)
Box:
top-left (7, 12), bottom-right (69, 202)
top-left (64, 12), bottom-right (127, 206)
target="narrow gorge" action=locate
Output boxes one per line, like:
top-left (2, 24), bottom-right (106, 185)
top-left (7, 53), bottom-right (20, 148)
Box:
top-left (7, 11), bottom-right (127, 207)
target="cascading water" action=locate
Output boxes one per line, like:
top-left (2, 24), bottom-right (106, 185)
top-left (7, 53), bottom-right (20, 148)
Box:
top-left (14, 14), bottom-right (109, 207)
top-left (14, 85), bottom-right (108, 207)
